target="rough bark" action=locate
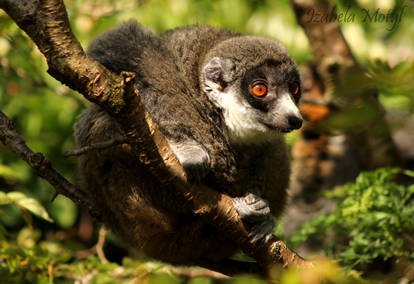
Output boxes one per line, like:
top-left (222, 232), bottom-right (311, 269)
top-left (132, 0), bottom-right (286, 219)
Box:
top-left (0, 0), bottom-right (308, 274)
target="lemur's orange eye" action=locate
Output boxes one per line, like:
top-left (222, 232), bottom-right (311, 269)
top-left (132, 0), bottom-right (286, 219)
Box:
top-left (290, 83), bottom-right (300, 95)
top-left (251, 83), bottom-right (267, 97)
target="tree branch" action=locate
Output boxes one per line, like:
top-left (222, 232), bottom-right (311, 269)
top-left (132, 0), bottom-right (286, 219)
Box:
top-left (1, 0), bottom-right (308, 273)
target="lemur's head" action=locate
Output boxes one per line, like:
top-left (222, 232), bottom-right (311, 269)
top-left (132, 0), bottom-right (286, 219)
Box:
top-left (201, 36), bottom-right (302, 143)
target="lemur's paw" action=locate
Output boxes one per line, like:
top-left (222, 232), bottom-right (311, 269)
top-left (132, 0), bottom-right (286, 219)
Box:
top-left (233, 193), bottom-right (276, 242)
top-left (248, 215), bottom-right (276, 243)
top-left (233, 193), bottom-right (271, 222)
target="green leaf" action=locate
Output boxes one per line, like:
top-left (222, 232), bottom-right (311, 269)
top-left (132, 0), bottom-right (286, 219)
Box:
top-left (15, 198), bottom-right (54, 223)
top-left (404, 169), bottom-right (414, 178)
top-left (0, 164), bottom-right (23, 180)
top-left (5, 191), bottom-right (54, 223)
top-left (6, 191), bottom-right (27, 202)
top-left (17, 227), bottom-right (41, 248)
top-left (48, 195), bottom-right (76, 228)
top-left (0, 191), bottom-right (12, 205)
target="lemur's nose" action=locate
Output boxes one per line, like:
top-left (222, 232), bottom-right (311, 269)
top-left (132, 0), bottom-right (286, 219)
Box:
top-left (287, 115), bottom-right (303, 130)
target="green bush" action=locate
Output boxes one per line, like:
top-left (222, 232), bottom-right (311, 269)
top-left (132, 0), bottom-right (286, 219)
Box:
top-left (289, 168), bottom-right (414, 269)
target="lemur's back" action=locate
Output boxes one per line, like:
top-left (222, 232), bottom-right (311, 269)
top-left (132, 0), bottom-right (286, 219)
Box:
top-left (86, 21), bottom-right (237, 185)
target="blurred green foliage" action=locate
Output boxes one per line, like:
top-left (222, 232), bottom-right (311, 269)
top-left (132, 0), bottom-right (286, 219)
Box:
top-left (0, 0), bottom-right (414, 282)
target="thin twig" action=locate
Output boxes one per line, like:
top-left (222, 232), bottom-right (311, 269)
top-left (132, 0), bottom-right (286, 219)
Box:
top-left (74, 226), bottom-right (107, 262)
top-left (96, 226), bottom-right (108, 264)
top-left (63, 137), bottom-right (128, 157)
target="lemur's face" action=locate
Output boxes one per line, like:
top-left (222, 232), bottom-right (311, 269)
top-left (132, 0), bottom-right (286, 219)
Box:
top-left (240, 59), bottom-right (302, 133)
top-left (202, 57), bottom-right (302, 143)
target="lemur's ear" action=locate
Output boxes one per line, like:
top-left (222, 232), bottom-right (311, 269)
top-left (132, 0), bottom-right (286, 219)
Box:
top-left (203, 57), bottom-right (234, 89)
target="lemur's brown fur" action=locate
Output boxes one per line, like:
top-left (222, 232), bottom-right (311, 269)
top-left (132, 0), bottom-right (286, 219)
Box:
top-left (75, 20), bottom-right (301, 265)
